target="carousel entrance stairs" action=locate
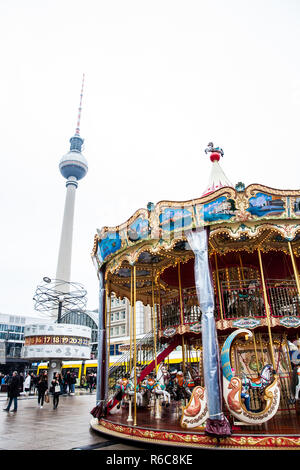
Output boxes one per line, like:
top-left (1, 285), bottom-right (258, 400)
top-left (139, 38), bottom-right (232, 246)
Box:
top-left (108, 330), bottom-right (155, 378)
top-left (138, 337), bottom-right (180, 382)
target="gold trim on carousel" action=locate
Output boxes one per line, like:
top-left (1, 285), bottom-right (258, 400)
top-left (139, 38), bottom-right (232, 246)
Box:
top-left (91, 418), bottom-right (300, 449)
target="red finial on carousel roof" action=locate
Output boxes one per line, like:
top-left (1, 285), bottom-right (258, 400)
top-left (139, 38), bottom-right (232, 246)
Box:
top-left (202, 141), bottom-right (232, 196)
top-left (204, 142), bottom-right (224, 162)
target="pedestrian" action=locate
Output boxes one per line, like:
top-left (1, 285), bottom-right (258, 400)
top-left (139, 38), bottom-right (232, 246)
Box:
top-left (23, 372), bottom-right (31, 396)
top-left (87, 373), bottom-right (95, 393)
top-left (80, 375), bottom-right (86, 389)
top-left (87, 373), bottom-right (92, 393)
top-left (5, 374), bottom-right (10, 400)
top-left (65, 371), bottom-right (72, 394)
top-left (37, 374), bottom-right (48, 408)
top-left (3, 371), bottom-right (19, 413)
top-left (50, 373), bottom-right (61, 409)
top-left (19, 372), bottom-right (24, 395)
top-left (70, 373), bottom-right (76, 395)
top-left (0, 373), bottom-right (4, 391)
top-left (62, 373), bottom-right (67, 394)
top-left (30, 372), bottom-right (38, 395)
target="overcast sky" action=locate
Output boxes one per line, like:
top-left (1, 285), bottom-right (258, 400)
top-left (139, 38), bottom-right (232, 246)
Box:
top-left (0, 0), bottom-right (299, 317)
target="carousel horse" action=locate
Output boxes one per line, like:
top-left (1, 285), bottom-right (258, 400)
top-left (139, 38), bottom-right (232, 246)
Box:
top-left (107, 376), bottom-right (131, 414)
top-left (156, 365), bottom-right (172, 406)
top-left (173, 371), bottom-right (192, 402)
top-left (141, 374), bottom-right (171, 406)
top-left (242, 364), bottom-right (274, 393)
top-left (290, 365), bottom-right (300, 402)
top-left (221, 328), bottom-right (280, 424)
top-left (126, 379), bottom-right (144, 407)
top-left (157, 363), bottom-right (171, 390)
top-left (186, 363), bottom-right (201, 386)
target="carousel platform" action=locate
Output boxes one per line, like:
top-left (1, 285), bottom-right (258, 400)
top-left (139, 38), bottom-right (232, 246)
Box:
top-left (90, 402), bottom-right (300, 451)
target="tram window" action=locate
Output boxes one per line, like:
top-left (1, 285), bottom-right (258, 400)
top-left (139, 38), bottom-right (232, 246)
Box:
top-left (86, 367), bottom-right (97, 375)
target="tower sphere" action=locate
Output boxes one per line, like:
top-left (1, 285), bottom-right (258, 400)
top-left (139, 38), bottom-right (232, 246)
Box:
top-left (59, 135), bottom-right (88, 181)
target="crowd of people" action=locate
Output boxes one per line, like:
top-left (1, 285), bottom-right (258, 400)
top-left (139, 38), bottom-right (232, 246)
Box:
top-left (0, 370), bottom-right (97, 412)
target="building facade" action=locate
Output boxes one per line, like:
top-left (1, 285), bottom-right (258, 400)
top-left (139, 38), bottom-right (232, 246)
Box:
top-left (109, 296), bottom-right (152, 356)
top-left (0, 313), bottom-right (45, 373)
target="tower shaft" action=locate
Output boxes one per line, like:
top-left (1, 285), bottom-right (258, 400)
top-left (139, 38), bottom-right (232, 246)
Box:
top-left (55, 178), bottom-right (78, 284)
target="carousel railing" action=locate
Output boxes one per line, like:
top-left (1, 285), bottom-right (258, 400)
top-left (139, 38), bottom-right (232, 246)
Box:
top-left (220, 279), bottom-right (266, 320)
top-left (160, 291), bottom-right (203, 329)
top-left (219, 278), bottom-right (300, 320)
top-left (160, 278), bottom-right (300, 326)
top-left (266, 279), bottom-right (300, 317)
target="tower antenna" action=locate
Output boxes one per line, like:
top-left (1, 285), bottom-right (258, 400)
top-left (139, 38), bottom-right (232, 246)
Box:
top-left (75, 73), bottom-right (85, 136)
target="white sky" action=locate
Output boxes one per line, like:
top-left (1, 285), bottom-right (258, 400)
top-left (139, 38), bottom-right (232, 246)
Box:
top-left (0, 0), bottom-right (299, 317)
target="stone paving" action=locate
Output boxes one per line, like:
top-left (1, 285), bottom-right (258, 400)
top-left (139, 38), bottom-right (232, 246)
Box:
top-left (0, 391), bottom-right (144, 450)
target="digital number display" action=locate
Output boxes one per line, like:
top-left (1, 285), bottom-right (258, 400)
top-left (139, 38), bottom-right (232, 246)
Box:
top-left (24, 336), bottom-right (89, 346)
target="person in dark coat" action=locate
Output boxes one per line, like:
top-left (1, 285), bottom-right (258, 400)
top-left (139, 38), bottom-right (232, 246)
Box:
top-left (3, 371), bottom-right (19, 412)
top-left (37, 374), bottom-right (48, 408)
top-left (65, 371), bottom-right (72, 394)
top-left (50, 373), bottom-right (61, 409)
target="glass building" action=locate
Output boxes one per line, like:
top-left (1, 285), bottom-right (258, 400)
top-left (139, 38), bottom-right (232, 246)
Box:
top-left (0, 313), bottom-right (45, 373)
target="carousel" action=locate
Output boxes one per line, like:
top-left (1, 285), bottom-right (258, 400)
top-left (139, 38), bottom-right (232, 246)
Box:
top-left (90, 143), bottom-right (300, 450)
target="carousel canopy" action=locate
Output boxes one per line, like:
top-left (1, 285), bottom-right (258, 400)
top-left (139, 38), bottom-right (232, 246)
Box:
top-left (92, 145), bottom-right (300, 304)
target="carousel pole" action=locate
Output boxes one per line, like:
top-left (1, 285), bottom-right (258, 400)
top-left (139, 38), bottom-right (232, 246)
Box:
top-left (129, 268), bottom-right (133, 374)
top-left (214, 253), bottom-right (224, 321)
top-left (239, 253), bottom-right (245, 282)
top-left (257, 248), bottom-right (276, 370)
top-left (288, 241), bottom-right (300, 297)
top-left (95, 266), bottom-right (108, 413)
top-left (133, 264), bottom-right (137, 426)
top-left (158, 274), bottom-right (162, 331)
top-left (178, 260), bottom-right (186, 373)
top-left (259, 333), bottom-right (265, 365)
top-left (107, 282), bottom-right (112, 365)
top-left (152, 272), bottom-right (158, 375)
top-left (252, 332), bottom-right (260, 373)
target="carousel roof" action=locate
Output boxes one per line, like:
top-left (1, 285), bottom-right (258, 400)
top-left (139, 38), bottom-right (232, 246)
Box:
top-left (91, 143), bottom-right (300, 302)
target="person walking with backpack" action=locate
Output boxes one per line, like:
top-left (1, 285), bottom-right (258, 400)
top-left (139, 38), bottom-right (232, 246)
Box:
top-left (3, 371), bottom-right (19, 413)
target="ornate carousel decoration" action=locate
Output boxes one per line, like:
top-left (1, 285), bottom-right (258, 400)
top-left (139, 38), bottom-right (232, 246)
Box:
top-left (89, 142), bottom-right (300, 450)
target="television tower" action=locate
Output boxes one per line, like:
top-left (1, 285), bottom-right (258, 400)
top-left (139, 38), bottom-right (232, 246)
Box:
top-left (55, 74), bottom-right (88, 290)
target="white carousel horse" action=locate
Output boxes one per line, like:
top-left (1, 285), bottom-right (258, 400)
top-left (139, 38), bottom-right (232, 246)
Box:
top-left (126, 377), bottom-right (144, 406)
top-left (221, 328), bottom-right (281, 424)
top-left (127, 366), bottom-right (145, 406)
top-left (295, 367), bottom-right (300, 400)
top-left (156, 364), bottom-right (171, 406)
top-left (142, 373), bottom-right (171, 407)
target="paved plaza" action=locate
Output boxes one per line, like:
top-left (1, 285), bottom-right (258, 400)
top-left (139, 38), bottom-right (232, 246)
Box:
top-left (0, 390), bottom-right (145, 451)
